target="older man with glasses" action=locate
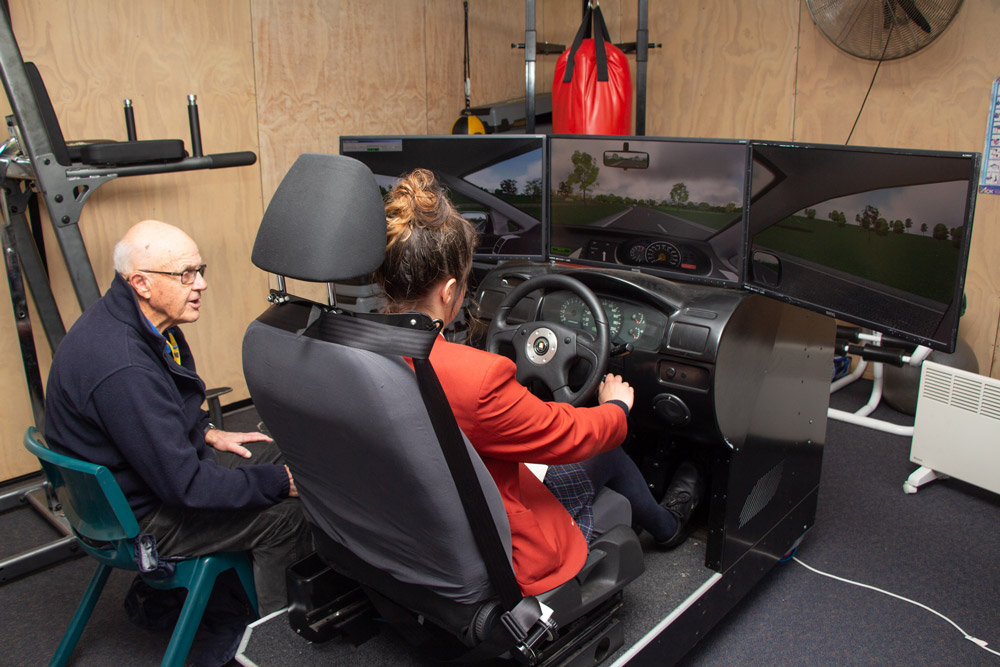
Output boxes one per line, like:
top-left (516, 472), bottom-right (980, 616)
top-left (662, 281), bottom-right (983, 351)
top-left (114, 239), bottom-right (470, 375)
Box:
top-left (44, 220), bottom-right (311, 630)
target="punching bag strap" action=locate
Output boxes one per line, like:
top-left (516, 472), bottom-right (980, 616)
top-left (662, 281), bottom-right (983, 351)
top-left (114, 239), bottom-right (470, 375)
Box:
top-left (592, 3), bottom-right (612, 82)
top-left (562, 4), bottom-right (593, 83)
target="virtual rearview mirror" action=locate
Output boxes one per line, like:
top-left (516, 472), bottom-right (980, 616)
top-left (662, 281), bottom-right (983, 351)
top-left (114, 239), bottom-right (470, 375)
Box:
top-left (603, 150), bottom-right (649, 169)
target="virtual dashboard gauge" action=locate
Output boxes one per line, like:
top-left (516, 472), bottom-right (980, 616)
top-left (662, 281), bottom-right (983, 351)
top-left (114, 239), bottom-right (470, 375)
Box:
top-left (644, 240), bottom-right (681, 267)
top-left (559, 296), bottom-right (623, 338)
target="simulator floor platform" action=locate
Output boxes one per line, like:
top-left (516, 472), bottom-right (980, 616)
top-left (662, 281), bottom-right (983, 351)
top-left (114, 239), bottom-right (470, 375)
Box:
top-left (237, 535), bottom-right (709, 667)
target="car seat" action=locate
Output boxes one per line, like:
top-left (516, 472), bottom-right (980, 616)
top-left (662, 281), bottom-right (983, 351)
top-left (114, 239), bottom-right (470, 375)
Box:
top-left (242, 153), bottom-right (644, 663)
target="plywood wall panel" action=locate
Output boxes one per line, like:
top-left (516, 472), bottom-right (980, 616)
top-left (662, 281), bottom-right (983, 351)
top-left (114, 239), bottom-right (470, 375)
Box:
top-left (793, 14), bottom-right (885, 145)
top-left (961, 194), bottom-right (1000, 375)
top-left (643, 0), bottom-right (798, 140)
top-left (251, 0), bottom-right (431, 304)
top-left (467, 2), bottom-right (527, 111)
top-left (251, 0), bottom-right (430, 204)
top-left (425, 0), bottom-right (466, 134)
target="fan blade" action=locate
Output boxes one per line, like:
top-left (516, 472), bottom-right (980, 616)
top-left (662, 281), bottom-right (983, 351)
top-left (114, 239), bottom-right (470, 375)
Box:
top-left (898, 0), bottom-right (932, 33)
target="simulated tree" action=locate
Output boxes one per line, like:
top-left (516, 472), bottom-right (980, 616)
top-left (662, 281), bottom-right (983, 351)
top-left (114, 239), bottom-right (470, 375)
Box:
top-left (669, 182), bottom-right (689, 206)
top-left (566, 151), bottom-right (600, 203)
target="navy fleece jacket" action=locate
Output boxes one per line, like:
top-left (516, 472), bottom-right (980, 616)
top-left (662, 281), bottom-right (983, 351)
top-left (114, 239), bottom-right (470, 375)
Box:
top-left (44, 273), bottom-right (289, 519)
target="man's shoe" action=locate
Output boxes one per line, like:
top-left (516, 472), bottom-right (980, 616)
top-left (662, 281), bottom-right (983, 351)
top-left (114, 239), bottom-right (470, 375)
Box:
top-left (656, 462), bottom-right (705, 549)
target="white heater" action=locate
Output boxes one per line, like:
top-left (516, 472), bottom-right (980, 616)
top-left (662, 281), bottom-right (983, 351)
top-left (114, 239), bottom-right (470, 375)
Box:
top-left (904, 360), bottom-right (1000, 495)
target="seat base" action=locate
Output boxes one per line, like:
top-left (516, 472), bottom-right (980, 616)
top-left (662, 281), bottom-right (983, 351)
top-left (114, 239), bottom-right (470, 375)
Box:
top-left (286, 552), bottom-right (379, 645)
top-left (286, 522), bottom-right (643, 664)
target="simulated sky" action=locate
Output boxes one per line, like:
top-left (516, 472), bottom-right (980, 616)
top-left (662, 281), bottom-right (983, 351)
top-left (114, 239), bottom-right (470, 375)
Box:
top-left (550, 138), bottom-right (747, 206)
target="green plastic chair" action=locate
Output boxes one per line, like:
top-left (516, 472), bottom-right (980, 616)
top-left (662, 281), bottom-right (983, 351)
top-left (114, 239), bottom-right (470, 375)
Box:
top-left (23, 427), bottom-right (258, 667)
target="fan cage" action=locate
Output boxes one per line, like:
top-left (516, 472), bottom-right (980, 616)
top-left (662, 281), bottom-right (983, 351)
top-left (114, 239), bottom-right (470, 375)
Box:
top-left (807, 0), bottom-right (964, 61)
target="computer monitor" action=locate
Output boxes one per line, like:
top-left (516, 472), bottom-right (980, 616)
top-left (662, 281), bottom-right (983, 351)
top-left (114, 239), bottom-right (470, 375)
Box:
top-left (340, 135), bottom-right (547, 261)
top-left (744, 141), bottom-right (980, 352)
top-left (548, 136), bottom-right (750, 287)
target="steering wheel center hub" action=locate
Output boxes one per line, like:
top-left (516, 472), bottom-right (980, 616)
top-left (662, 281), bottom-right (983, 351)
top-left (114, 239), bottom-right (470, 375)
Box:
top-left (526, 327), bottom-right (558, 365)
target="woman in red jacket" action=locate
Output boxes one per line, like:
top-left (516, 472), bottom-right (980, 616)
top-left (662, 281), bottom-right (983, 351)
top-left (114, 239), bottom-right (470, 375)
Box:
top-left (373, 169), bottom-right (701, 595)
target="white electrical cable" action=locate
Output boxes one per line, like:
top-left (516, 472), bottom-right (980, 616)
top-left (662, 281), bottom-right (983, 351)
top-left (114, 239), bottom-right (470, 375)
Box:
top-left (793, 557), bottom-right (1000, 658)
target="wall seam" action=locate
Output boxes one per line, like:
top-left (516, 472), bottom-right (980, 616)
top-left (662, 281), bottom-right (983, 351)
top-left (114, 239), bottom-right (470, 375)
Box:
top-left (792, 0), bottom-right (802, 141)
top-left (424, 0), bottom-right (430, 135)
top-left (992, 295), bottom-right (1000, 377)
top-left (247, 0), bottom-right (270, 289)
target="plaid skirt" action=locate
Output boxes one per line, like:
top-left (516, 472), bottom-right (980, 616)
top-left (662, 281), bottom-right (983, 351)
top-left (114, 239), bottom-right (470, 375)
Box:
top-left (543, 462), bottom-right (596, 543)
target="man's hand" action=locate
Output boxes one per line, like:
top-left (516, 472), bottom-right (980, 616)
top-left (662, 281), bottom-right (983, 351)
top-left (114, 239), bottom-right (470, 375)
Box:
top-left (285, 465), bottom-right (298, 497)
top-left (205, 428), bottom-right (273, 459)
top-left (598, 373), bottom-right (634, 410)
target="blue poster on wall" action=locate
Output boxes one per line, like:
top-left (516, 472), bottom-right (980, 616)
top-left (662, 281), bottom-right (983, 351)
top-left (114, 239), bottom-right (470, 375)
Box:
top-left (981, 76), bottom-right (1000, 195)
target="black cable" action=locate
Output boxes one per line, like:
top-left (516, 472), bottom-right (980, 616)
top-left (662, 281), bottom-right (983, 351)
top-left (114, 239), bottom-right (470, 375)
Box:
top-left (463, 1), bottom-right (471, 110)
top-left (845, 20), bottom-right (893, 145)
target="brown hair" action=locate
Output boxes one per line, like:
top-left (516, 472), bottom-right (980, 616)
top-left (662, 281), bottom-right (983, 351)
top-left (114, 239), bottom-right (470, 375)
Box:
top-left (374, 168), bottom-right (479, 313)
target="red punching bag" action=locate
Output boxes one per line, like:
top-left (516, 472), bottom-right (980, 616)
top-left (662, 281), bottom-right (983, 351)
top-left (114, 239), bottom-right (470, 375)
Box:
top-left (552, 3), bottom-right (632, 135)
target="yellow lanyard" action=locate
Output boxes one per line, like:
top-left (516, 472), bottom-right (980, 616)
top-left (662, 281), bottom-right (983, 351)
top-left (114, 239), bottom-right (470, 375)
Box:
top-left (165, 331), bottom-right (181, 365)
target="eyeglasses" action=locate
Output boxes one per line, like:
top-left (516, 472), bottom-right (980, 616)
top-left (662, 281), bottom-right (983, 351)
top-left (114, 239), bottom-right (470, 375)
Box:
top-left (138, 264), bottom-right (207, 285)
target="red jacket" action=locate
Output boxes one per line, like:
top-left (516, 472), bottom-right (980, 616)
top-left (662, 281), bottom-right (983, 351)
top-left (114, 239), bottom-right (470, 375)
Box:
top-left (427, 337), bottom-right (628, 595)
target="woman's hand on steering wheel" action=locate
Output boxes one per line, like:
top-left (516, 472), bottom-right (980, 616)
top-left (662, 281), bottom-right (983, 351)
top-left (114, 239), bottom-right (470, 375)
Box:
top-left (486, 273), bottom-right (610, 406)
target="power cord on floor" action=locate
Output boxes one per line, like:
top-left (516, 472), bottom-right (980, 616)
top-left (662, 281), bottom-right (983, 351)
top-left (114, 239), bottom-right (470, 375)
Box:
top-left (792, 557), bottom-right (1000, 658)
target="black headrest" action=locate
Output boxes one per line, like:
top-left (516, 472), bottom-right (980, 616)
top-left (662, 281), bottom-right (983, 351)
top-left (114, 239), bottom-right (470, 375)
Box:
top-left (251, 153), bottom-right (386, 283)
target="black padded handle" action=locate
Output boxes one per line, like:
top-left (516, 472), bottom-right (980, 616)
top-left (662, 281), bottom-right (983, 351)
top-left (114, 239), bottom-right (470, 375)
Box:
top-left (207, 151), bottom-right (257, 169)
top-left (839, 343), bottom-right (906, 367)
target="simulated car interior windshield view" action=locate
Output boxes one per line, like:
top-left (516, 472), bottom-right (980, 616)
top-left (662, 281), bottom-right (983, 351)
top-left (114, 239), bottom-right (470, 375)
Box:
top-left (745, 142), bottom-right (978, 351)
top-left (549, 137), bottom-right (749, 287)
top-left (341, 135), bottom-right (546, 261)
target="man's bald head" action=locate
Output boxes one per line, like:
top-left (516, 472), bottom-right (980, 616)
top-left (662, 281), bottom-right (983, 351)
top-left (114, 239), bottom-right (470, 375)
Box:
top-left (113, 220), bottom-right (198, 277)
top-left (114, 220), bottom-right (207, 331)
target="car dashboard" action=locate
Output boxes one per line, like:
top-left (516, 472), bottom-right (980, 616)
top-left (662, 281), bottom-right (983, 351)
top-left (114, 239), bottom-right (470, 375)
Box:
top-left (537, 289), bottom-right (670, 353)
top-left (473, 259), bottom-right (833, 578)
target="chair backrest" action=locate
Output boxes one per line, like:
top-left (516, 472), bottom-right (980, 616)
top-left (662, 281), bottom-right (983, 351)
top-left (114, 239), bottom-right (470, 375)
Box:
top-left (244, 312), bottom-right (511, 606)
top-left (24, 427), bottom-right (138, 566)
top-left (244, 154), bottom-right (513, 613)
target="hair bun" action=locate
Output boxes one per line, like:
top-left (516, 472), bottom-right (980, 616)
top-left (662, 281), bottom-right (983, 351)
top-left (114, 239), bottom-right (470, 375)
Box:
top-left (385, 168), bottom-right (450, 245)
top-left (375, 168), bottom-right (480, 311)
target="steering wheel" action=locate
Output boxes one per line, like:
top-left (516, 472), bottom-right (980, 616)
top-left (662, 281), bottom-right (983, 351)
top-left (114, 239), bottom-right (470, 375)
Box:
top-left (486, 274), bottom-right (610, 406)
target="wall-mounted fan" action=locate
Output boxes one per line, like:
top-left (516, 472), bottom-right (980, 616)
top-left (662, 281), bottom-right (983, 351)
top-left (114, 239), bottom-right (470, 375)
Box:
top-left (806, 0), bottom-right (964, 60)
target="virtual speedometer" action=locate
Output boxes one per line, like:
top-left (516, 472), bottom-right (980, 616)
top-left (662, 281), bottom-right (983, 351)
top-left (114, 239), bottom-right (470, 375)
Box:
top-left (644, 240), bottom-right (681, 267)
